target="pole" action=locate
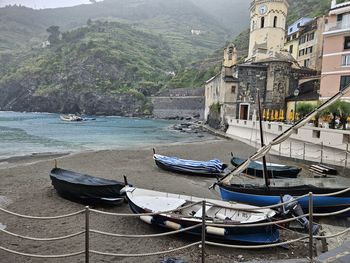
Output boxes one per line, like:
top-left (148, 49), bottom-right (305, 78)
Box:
top-left (308, 193), bottom-right (314, 262)
top-left (345, 144), bottom-right (349, 168)
top-left (294, 101), bottom-right (297, 124)
top-left (320, 142), bottom-right (324, 164)
top-left (303, 142), bottom-right (306, 161)
top-left (201, 201), bottom-right (206, 263)
top-left (290, 141), bottom-right (292, 158)
top-left (279, 144), bottom-right (281, 156)
top-left (257, 90), bottom-right (270, 187)
top-left (85, 206), bottom-right (90, 263)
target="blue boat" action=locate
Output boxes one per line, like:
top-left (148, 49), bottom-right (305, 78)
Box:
top-left (218, 184), bottom-right (350, 215)
top-left (231, 157), bottom-right (301, 178)
top-left (122, 186), bottom-right (279, 244)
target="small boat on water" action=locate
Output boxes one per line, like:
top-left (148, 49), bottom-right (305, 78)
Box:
top-left (50, 167), bottom-right (126, 206)
top-left (153, 151), bottom-right (227, 177)
top-left (231, 157), bottom-right (301, 178)
top-left (60, 114), bottom-right (83, 122)
top-left (122, 185), bottom-right (279, 244)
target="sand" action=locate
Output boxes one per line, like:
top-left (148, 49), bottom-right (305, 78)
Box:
top-left (0, 137), bottom-right (349, 263)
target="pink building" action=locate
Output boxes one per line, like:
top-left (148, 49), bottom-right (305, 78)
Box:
top-left (320, 0), bottom-right (350, 99)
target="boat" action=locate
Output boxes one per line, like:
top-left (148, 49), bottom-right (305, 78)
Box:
top-left (153, 150), bottom-right (227, 177)
top-left (213, 85), bottom-right (350, 215)
top-left (50, 167), bottom-right (126, 206)
top-left (122, 185), bottom-right (279, 244)
top-left (60, 114), bottom-right (83, 122)
top-left (231, 156), bottom-right (301, 178)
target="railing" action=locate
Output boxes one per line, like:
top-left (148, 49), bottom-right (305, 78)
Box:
top-left (325, 21), bottom-right (350, 32)
top-left (1, 188), bottom-right (350, 262)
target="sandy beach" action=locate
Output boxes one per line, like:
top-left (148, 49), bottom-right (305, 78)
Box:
top-left (0, 137), bottom-right (349, 263)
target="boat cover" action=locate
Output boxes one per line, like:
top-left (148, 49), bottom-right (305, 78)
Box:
top-left (154, 154), bottom-right (226, 174)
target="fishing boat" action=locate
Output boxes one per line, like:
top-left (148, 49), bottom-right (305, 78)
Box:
top-left (50, 166), bottom-right (126, 206)
top-left (213, 85), bottom-right (350, 215)
top-left (122, 185), bottom-right (279, 244)
top-left (153, 150), bottom-right (227, 177)
top-left (60, 114), bottom-right (83, 122)
top-left (231, 156), bottom-right (301, 178)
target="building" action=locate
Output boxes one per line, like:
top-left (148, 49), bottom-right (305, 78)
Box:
top-left (320, 0), bottom-right (350, 100)
top-left (248, 0), bottom-right (289, 62)
top-left (285, 17), bottom-right (313, 60)
top-left (297, 16), bottom-right (326, 71)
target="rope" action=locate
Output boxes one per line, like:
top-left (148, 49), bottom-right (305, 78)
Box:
top-left (314, 206), bottom-right (350, 217)
top-left (0, 246), bottom-right (84, 258)
top-left (205, 236), bottom-right (307, 249)
top-left (90, 201), bottom-right (202, 216)
top-left (0, 228), bottom-right (85, 241)
top-left (0, 207), bottom-right (85, 220)
top-left (314, 227), bottom-right (350, 239)
top-left (313, 186), bottom-right (350, 197)
top-left (90, 224), bottom-right (201, 238)
top-left (90, 241), bottom-right (201, 257)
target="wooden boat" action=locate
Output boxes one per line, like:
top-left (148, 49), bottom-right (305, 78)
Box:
top-left (231, 157), bottom-right (301, 178)
top-left (153, 152), bottom-right (227, 177)
top-left (122, 185), bottom-right (279, 244)
top-left (60, 114), bottom-right (83, 122)
top-left (50, 167), bottom-right (125, 206)
top-left (214, 85), bottom-right (350, 216)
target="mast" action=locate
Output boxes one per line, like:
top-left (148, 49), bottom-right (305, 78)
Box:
top-left (257, 90), bottom-right (270, 187)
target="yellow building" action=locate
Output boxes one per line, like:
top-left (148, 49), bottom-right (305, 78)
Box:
top-left (248, 0), bottom-right (289, 62)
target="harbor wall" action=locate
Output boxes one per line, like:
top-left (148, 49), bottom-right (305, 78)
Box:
top-left (225, 117), bottom-right (350, 168)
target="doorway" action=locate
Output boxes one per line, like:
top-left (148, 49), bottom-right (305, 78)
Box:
top-left (239, 103), bottom-right (250, 120)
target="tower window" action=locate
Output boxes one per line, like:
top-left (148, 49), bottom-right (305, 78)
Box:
top-left (261, 17), bottom-right (265, 28)
top-left (273, 16), bottom-right (277, 28)
top-left (344, 36), bottom-right (350, 50)
top-left (289, 45), bottom-right (293, 54)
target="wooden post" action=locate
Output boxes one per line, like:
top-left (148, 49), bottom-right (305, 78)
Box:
top-left (320, 142), bottom-right (324, 164)
top-left (308, 193), bottom-right (314, 262)
top-left (85, 206), bottom-right (90, 263)
top-left (201, 201), bottom-right (206, 263)
top-left (290, 141), bottom-right (292, 158)
top-left (345, 144), bottom-right (349, 168)
top-left (303, 142), bottom-right (306, 161)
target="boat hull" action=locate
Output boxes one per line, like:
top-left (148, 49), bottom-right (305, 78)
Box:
top-left (231, 157), bottom-right (301, 179)
top-left (50, 168), bottom-right (125, 206)
top-left (219, 184), bottom-right (350, 216)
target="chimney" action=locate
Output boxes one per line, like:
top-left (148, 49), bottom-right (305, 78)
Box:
top-left (331, 0), bottom-right (337, 8)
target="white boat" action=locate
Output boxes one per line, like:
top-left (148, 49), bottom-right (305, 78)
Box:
top-left (60, 114), bottom-right (83, 122)
top-left (122, 185), bottom-right (279, 244)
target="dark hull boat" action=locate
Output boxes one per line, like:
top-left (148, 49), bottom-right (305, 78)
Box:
top-left (122, 186), bottom-right (279, 244)
top-left (153, 154), bottom-right (227, 177)
top-left (219, 184), bottom-right (350, 215)
top-left (50, 168), bottom-right (125, 206)
top-left (231, 157), bottom-right (301, 178)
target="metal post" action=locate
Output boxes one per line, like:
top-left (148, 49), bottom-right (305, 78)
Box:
top-left (320, 142), bottom-right (324, 164)
top-left (303, 142), bottom-right (306, 161)
top-left (279, 144), bottom-right (281, 156)
top-left (85, 206), bottom-right (90, 263)
top-left (201, 201), bottom-right (206, 263)
top-left (345, 144), bottom-right (349, 168)
top-left (308, 193), bottom-right (314, 262)
top-left (290, 141), bottom-right (292, 158)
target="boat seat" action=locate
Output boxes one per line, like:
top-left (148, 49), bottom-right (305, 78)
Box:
top-left (193, 205), bottom-right (212, 218)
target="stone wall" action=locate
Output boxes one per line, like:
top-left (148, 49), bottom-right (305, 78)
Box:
top-left (151, 88), bottom-right (204, 119)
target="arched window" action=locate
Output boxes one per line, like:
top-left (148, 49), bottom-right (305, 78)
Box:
top-left (261, 17), bottom-right (265, 28)
top-left (273, 16), bottom-right (277, 27)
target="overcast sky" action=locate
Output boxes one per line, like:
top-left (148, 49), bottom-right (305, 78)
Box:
top-left (0, 0), bottom-right (103, 9)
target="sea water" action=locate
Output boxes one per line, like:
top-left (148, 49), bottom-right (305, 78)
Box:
top-left (0, 111), bottom-right (212, 159)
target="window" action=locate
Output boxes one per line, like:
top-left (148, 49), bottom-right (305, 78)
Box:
top-left (261, 17), bottom-right (265, 28)
top-left (308, 32), bottom-right (315, 41)
top-left (299, 35), bottom-right (306, 44)
top-left (304, 59), bottom-right (310, 67)
top-left (297, 23), bottom-right (301, 28)
top-left (342, 55), bottom-right (350, 66)
top-left (289, 45), bottom-right (293, 54)
top-left (344, 36), bottom-right (350, 50)
top-left (287, 36), bottom-right (291, 42)
top-left (292, 33), bottom-right (297, 40)
top-left (289, 27), bottom-right (293, 33)
top-left (340, 75), bottom-right (350, 90)
top-left (231, 86), bottom-right (236, 93)
top-left (299, 49), bottom-right (305, 56)
top-left (273, 16), bottom-right (277, 27)
top-left (337, 14), bottom-right (343, 22)
top-left (309, 46), bottom-right (313, 53)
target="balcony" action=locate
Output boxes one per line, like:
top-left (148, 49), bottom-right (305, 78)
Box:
top-left (324, 21), bottom-right (350, 34)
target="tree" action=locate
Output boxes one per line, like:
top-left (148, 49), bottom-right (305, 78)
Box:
top-left (296, 102), bottom-right (316, 119)
top-left (325, 101), bottom-right (350, 130)
top-left (46, 26), bottom-right (60, 46)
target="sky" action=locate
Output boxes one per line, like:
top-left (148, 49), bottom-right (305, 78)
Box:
top-left (0, 0), bottom-right (103, 9)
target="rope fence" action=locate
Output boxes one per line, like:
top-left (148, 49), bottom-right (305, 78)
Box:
top-left (1, 190), bottom-right (350, 262)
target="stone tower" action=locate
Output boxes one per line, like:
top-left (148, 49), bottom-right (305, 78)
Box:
top-left (247, 0), bottom-right (288, 62)
top-left (223, 43), bottom-right (237, 67)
